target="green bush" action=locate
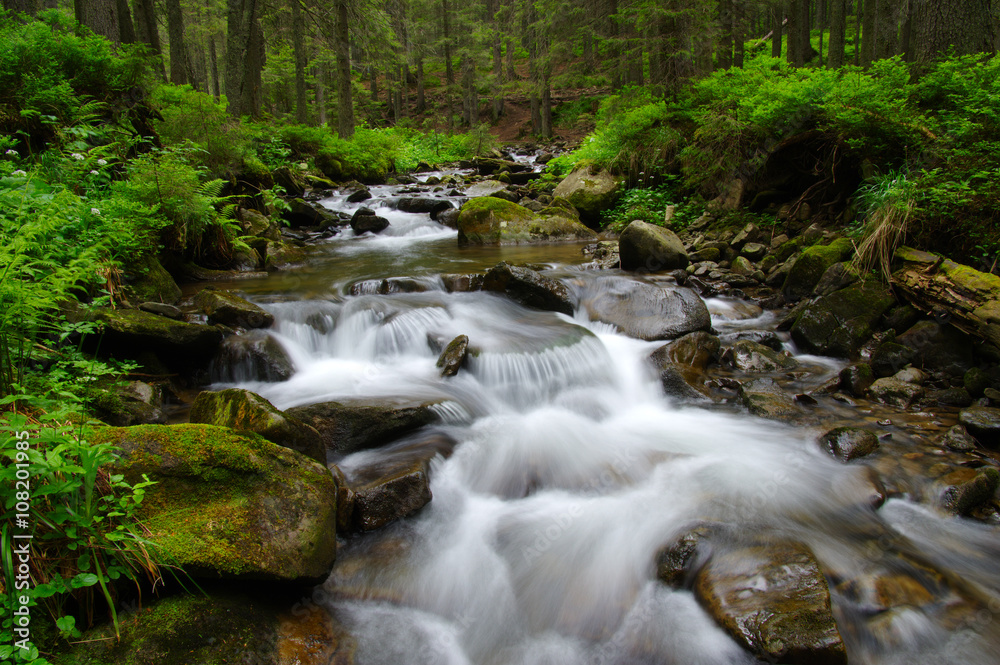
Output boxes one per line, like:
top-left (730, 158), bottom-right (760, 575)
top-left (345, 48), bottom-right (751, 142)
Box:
top-left (602, 182), bottom-right (703, 233)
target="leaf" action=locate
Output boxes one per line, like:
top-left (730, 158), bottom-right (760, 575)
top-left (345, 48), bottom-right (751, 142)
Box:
top-left (70, 572), bottom-right (99, 588)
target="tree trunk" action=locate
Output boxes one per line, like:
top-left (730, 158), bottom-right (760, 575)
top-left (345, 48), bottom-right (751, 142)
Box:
top-left (461, 55), bottom-right (474, 126)
top-left (733, 1), bottom-right (745, 67)
top-left (828, 0), bottom-right (846, 67)
top-left (900, 0), bottom-right (913, 60)
top-left (83, 0), bottom-right (120, 45)
top-left (607, 0), bottom-right (621, 90)
top-left (291, 0), bottom-right (309, 124)
top-left (772, 1), bottom-right (784, 58)
top-left (2, 0), bottom-right (38, 17)
top-left (716, 0), bottom-right (733, 70)
top-left (874, 0), bottom-right (898, 59)
top-left (911, 0), bottom-right (994, 61)
top-left (167, 0), bottom-right (188, 84)
top-left (115, 0), bottom-right (135, 43)
top-left (442, 0), bottom-right (453, 129)
top-left (209, 34), bottom-right (221, 99)
top-left (787, 0), bottom-right (800, 64)
top-left (335, 0), bottom-right (354, 137)
top-left (227, 0), bottom-right (265, 119)
top-left (860, 0), bottom-right (876, 65)
top-left (855, 0), bottom-right (863, 64)
top-left (491, 0), bottom-right (504, 121)
top-left (315, 59), bottom-right (327, 126)
top-left (416, 55), bottom-right (426, 113)
top-left (133, 0), bottom-right (165, 78)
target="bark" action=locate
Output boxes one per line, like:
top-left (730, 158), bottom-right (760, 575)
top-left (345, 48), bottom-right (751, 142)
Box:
top-left (607, 0), bottom-right (621, 90)
top-left (2, 0), bottom-right (38, 16)
top-left (787, 0), bottom-right (801, 64)
top-left (860, 0), bottom-right (876, 65)
top-left (900, 0), bottom-right (913, 60)
top-left (461, 55), bottom-right (474, 126)
top-left (716, 0), bottom-right (733, 70)
top-left (490, 0), bottom-right (504, 121)
top-left (291, 0), bottom-right (309, 124)
top-left (416, 55), bottom-right (426, 113)
top-left (115, 0), bottom-right (135, 43)
top-left (772, 1), bottom-right (784, 58)
top-left (226, 0), bottom-right (265, 119)
top-left (335, 0), bottom-right (354, 137)
top-left (133, 0), bottom-right (165, 78)
top-left (828, 0), bottom-right (846, 67)
top-left (209, 34), bottom-right (221, 99)
top-left (733, 2), bottom-right (745, 68)
top-left (911, 0), bottom-right (995, 61)
top-left (315, 61), bottom-right (327, 126)
top-left (83, 0), bottom-right (120, 45)
top-left (506, 39), bottom-right (516, 80)
top-left (443, 0), bottom-right (453, 128)
top-left (874, 0), bottom-right (898, 59)
top-left (855, 0), bottom-right (863, 64)
top-left (167, 0), bottom-right (188, 84)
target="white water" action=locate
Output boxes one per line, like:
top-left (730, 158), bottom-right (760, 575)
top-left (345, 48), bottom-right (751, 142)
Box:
top-left (219, 174), bottom-right (1000, 665)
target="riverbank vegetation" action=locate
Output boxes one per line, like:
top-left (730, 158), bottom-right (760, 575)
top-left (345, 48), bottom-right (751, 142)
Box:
top-left (2, 0), bottom-right (1000, 661)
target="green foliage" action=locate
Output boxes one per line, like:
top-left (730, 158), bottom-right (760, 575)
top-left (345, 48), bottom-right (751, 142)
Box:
top-left (602, 182), bottom-right (703, 233)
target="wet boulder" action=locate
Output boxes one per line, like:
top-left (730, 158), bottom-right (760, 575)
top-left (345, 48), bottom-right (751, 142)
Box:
top-left (723, 340), bottom-right (797, 373)
top-left (738, 378), bottom-right (800, 419)
top-left (337, 459), bottom-right (433, 532)
top-left (781, 238), bottom-right (855, 302)
top-left (437, 207), bottom-right (461, 229)
top-left (618, 220), bottom-right (689, 272)
top-left (813, 262), bottom-right (860, 297)
top-left (351, 210), bottom-right (390, 234)
top-left (896, 320), bottom-right (976, 376)
top-left (265, 240), bottom-right (309, 271)
top-left (287, 401), bottom-right (440, 455)
top-left (284, 198), bottom-right (340, 228)
top-left (210, 330), bottom-right (295, 382)
top-left (397, 197), bottom-right (454, 219)
top-left (91, 307), bottom-right (224, 367)
top-left (818, 427), bottom-right (880, 462)
top-left (92, 424), bottom-right (338, 581)
top-left (663, 331), bottom-right (721, 372)
top-left (464, 179), bottom-right (509, 198)
top-left (190, 388), bottom-right (325, 464)
top-left (867, 377), bottom-right (924, 408)
top-left (871, 340), bottom-right (917, 378)
top-left (790, 282), bottom-right (896, 358)
top-left (482, 262), bottom-right (575, 315)
top-left (121, 254), bottom-right (182, 305)
top-left (839, 363), bottom-right (875, 397)
top-left (437, 335), bottom-right (469, 377)
top-left (346, 188), bottom-right (371, 203)
top-left (958, 406), bottom-right (1000, 447)
top-left (939, 467), bottom-right (999, 515)
top-left (92, 380), bottom-right (166, 427)
top-left (194, 289), bottom-right (274, 329)
top-left (579, 277), bottom-right (711, 341)
top-left (552, 165), bottom-right (622, 225)
top-left (457, 197), bottom-right (595, 245)
top-left (648, 347), bottom-right (708, 400)
top-left (939, 424), bottom-right (978, 452)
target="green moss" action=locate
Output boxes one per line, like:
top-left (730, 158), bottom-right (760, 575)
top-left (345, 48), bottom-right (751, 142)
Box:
top-left (782, 238), bottom-right (855, 301)
top-left (121, 253), bottom-right (182, 305)
top-left (457, 197), bottom-right (595, 246)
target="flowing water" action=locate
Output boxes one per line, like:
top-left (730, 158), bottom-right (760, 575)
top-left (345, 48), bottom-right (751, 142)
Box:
top-left (211, 170), bottom-right (1000, 665)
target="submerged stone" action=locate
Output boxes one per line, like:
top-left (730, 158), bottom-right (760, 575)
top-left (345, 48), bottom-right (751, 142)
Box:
top-left (818, 427), bottom-right (880, 462)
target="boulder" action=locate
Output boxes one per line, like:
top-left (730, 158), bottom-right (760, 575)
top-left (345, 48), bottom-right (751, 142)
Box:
top-left (396, 197), bottom-right (454, 219)
top-left (190, 388), bottom-right (325, 464)
top-left (867, 377), bottom-right (924, 408)
top-left (351, 212), bottom-right (390, 234)
top-left (284, 198), bottom-right (340, 228)
top-left (287, 401), bottom-right (440, 455)
top-left (464, 179), bottom-right (509, 198)
top-left (724, 340), bottom-right (797, 373)
top-left (272, 165), bottom-right (308, 197)
top-left (738, 378), bottom-right (800, 419)
top-left (457, 197), bottom-right (595, 245)
top-left (818, 427), bottom-right (880, 462)
top-left (579, 277), bottom-right (711, 341)
top-left (194, 289), bottom-right (274, 329)
top-left (265, 240), bottom-right (309, 271)
top-left (338, 459), bottom-right (433, 532)
top-left (730, 256), bottom-right (756, 276)
top-left (552, 165), bottom-right (622, 224)
top-left (896, 320), bottom-right (976, 376)
top-left (839, 364), bottom-right (875, 397)
top-left (122, 253), bottom-right (182, 305)
top-left (437, 334), bottom-right (469, 377)
top-left (939, 425), bottom-right (978, 452)
top-left (618, 221), bottom-right (689, 272)
top-left (583, 240), bottom-right (621, 270)
top-left (481, 262), bottom-right (575, 315)
top-left (790, 282), bottom-right (896, 358)
top-left (92, 424), bottom-right (338, 580)
top-left (663, 331), bottom-right (721, 372)
top-left (813, 262), bottom-right (860, 297)
top-left (871, 341), bottom-right (917, 378)
top-left (741, 242), bottom-right (768, 262)
top-left (939, 467), bottom-right (999, 515)
top-left (92, 380), bottom-right (166, 427)
top-left (648, 347), bottom-right (708, 400)
top-left (781, 238), bottom-right (855, 302)
top-left (958, 406), bottom-right (1000, 447)
top-left (92, 308), bottom-right (224, 366)
top-left (210, 330), bottom-right (295, 382)
top-left (437, 207), bottom-right (461, 229)
top-left (346, 188), bottom-right (371, 203)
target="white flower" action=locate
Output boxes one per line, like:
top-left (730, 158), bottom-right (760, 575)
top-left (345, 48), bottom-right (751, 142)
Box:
top-left (96, 159), bottom-right (107, 166)
top-left (90, 208), bottom-right (100, 215)
top-left (5, 149), bottom-right (16, 156)
top-left (90, 170), bottom-right (99, 175)
top-left (12, 170), bottom-right (26, 176)
top-left (71, 153), bottom-right (85, 161)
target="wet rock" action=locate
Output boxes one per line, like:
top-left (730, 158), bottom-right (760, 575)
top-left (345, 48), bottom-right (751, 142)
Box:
top-left (939, 467), bottom-right (999, 515)
top-left (813, 262), bottom-right (860, 297)
top-left (139, 301), bottom-right (184, 319)
top-left (194, 289), bottom-right (274, 329)
top-left (867, 377), bottom-right (924, 408)
top-left (839, 364), bottom-right (875, 397)
top-left (730, 256), bottom-right (756, 276)
top-left (718, 330), bottom-right (783, 352)
top-left (893, 367), bottom-right (927, 385)
top-left (790, 283), bottom-right (896, 358)
top-left (464, 179), bottom-right (508, 198)
top-left (730, 223), bottom-right (760, 250)
top-left (210, 330), bottom-right (295, 382)
top-left (441, 273), bottom-right (485, 292)
top-left (664, 331), bottom-right (721, 372)
top-left (91, 307), bottom-right (224, 366)
top-left (580, 277), bottom-right (711, 341)
top-left (190, 388), bottom-right (325, 464)
top-left (346, 188), bottom-right (371, 203)
top-left (583, 240), bottom-right (621, 270)
top-left (958, 406), bottom-right (1000, 447)
top-left (93, 424), bottom-right (338, 580)
top-left (92, 380), bottom-right (166, 427)
top-left (482, 262), bottom-right (574, 315)
top-left (340, 459), bottom-right (433, 532)
top-left (781, 238), bottom-right (854, 302)
top-left (287, 401), bottom-right (440, 455)
top-left (740, 242), bottom-right (768, 262)
top-left (351, 212), bottom-right (390, 234)
top-left (552, 165), bottom-right (622, 225)
top-left (883, 304), bottom-right (922, 333)
top-left (724, 340), bottom-right (797, 373)
top-left (284, 198), bottom-right (340, 228)
top-left (457, 197), bottom-right (595, 245)
top-left (619, 220), bottom-right (689, 272)
top-left (397, 196), bottom-right (454, 219)
top-left (939, 424), bottom-right (978, 452)
top-left (693, 540), bottom-right (847, 665)
top-left (871, 341), bottom-right (917, 378)
top-left (689, 247), bottom-right (721, 263)
top-left (655, 524), bottom-right (716, 587)
top-left (648, 347), bottom-right (708, 400)
top-left (738, 378), bottom-right (800, 419)
top-left (818, 427), bottom-right (880, 462)
top-left (122, 253), bottom-right (182, 305)
top-left (266, 240), bottom-right (308, 270)
top-left (897, 321), bottom-right (976, 376)
top-left (437, 207), bottom-right (460, 229)
top-left (437, 335), bottom-right (469, 377)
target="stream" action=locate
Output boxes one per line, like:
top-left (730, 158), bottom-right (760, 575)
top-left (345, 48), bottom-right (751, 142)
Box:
top-left (207, 167), bottom-right (1000, 665)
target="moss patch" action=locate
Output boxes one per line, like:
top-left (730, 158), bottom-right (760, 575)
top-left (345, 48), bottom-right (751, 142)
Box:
top-left (457, 197), bottom-right (595, 246)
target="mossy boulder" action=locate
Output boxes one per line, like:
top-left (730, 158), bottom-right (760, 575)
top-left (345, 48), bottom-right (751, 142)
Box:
top-left (92, 308), bottom-right (224, 366)
top-left (284, 198), bottom-right (341, 228)
top-left (724, 340), bottom-right (797, 373)
top-left (266, 240), bottom-right (309, 271)
top-left (618, 220), bottom-right (689, 272)
top-left (738, 378), bottom-right (800, 419)
top-left (790, 282), bottom-right (897, 358)
top-left (456, 196), bottom-right (595, 245)
top-left (286, 401), bottom-right (440, 455)
top-left (958, 406), bottom-right (1000, 447)
top-left (121, 253), bottom-right (182, 306)
top-left (210, 330), bottom-right (295, 382)
top-left (867, 377), bottom-right (924, 408)
top-left (190, 388), bottom-right (325, 464)
top-left (91, 424), bottom-right (338, 580)
top-left (818, 427), bottom-right (880, 462)
top-left (92, 381), bottom-right (166, 427)
top-left (782, 238), bottom-right (855, 302)
top-left (464, 179), bottom-right (508, 198)
top-left (272, 165), bottom-right (308, 197)
top-left (194, 289), bottom-right (274, 329)
top-left (896, 320), bottom-right (976, 376)
top-left (481, 262), bottom-right (575, 315)
top-left (939, 467), bottom-right (1000, 515)
top-left (437, 334), bottom-right (469, 377)
top-left (552, 165), bottom-right (622, 225)
top-left (579, 276), bottom-right (711, 341)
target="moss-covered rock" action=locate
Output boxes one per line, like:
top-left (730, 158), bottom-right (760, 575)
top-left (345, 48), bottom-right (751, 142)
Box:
top-left (121, 253), bottom-right (182, 306)
top-left (552, 165), bottom-right (622, 224)
top-left (456, 196), bottom-right (595, 245)
top-left (194, 289), bottom-right (274, 329)
top-left (725, 340), bottom-right (797, 373)
top-left (818, 427), bottom-right (880, 462)
top-left (782, 238), bottom-right (854, 302)
top-left (958, 406), bottom-right (1000, 447)
top-left (91, 308), bottom-right (224, 366)
top-left (266, 240), bottom-right (309, 271)
top-left (190, 388), bottom-right (325, 464)
top-left (867, 377), bottom-right (924, 408)
top-left (91, 424), bottom-right (338, 580)
top-left (273, 165), bottom-right (308, 197)
top-left (92, 381), bottom-right (166, 427)
top-left (618, 220), bottom-right (689, 272)
top-left (437, 334), bottom-right (469, 377)
top-left (738, 378), bottom-right (800, 419)
top-left (790, 282), bottom-right (896, 358)
top-left (481, 262), bottom-right (575, 314)
top-left (939, 467), bottom-right (999, 515)
top-left (286, 401), bottom-right (440, 455)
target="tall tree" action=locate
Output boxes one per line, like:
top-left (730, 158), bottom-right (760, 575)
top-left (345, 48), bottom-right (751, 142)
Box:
top-left (226, 0), bottom-right (266, 118)
top-left (167, 0), bottom-right (190, 84)
top-left (910, 0), bottom-right (995, 61)
top-left (2, 0), bottom-right (38, 17)
top-left (290, 0), bottom-right (309, 124)
top-left (133, 0), bottom-right (165, 78)
top-left (828, 0), bottom-right (846, 67)
top-left (335, 0), bottom-right (354, 136)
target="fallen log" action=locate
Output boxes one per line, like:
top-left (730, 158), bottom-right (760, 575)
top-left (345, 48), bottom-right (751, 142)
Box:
top-left (891, 246), bottom-right (1000, 352)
